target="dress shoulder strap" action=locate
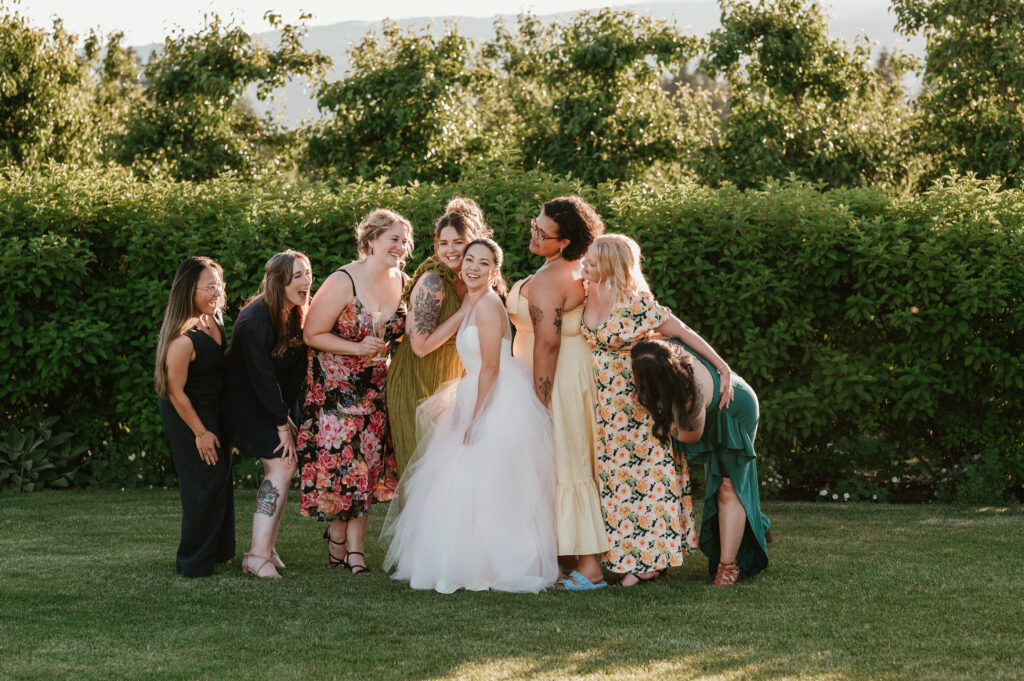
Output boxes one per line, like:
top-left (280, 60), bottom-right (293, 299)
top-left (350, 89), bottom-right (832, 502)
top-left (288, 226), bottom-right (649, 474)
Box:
top-left (336, 267), bottom-right (356, 297)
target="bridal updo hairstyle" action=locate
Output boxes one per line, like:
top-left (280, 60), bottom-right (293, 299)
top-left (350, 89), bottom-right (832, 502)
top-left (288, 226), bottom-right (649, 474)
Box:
top-left (463, 237), bottom-right (508, 301)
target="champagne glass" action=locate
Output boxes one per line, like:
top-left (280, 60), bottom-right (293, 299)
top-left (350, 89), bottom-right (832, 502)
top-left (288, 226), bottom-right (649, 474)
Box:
top-left (372, 311), bottom-right (386, 364)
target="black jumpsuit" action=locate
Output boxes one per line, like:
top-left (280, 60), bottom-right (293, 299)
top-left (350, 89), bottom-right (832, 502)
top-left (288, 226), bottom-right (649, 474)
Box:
top-left (158, 322), bottom-right (235, 577)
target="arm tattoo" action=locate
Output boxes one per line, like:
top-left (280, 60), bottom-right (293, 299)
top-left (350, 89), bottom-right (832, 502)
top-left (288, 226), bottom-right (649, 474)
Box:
top-left (412, 274), bottom-right (443, 336)
top-left (538, 376), bottom-right (553, 404)
top-left (255, 479), bottom-right (280, 517)
top-left (553, 307), bottom-right (563, 333)
top-left (529, 302), bottom-right (544, 328)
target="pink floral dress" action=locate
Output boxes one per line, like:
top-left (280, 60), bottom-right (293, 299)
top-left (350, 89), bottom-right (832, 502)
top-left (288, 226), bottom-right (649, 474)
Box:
top-left (298, 294), bottom-right (405, 522)
top-left (582, 290), bottom-right (699, 574)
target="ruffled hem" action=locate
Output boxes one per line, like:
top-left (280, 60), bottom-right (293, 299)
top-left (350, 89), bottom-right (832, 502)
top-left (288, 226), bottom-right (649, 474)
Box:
top-left (555, 479), bottom-right (611, 555)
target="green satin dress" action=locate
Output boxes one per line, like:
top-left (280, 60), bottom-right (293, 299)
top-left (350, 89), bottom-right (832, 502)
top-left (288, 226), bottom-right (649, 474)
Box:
top-left (386, 256), bottom-right (463, 475)
top-left (671, 339), bottom-right (771, 577)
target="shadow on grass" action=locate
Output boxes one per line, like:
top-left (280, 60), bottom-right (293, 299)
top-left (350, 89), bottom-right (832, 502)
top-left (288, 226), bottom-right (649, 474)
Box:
top-left (1, 489), bottom-right (1022, 680)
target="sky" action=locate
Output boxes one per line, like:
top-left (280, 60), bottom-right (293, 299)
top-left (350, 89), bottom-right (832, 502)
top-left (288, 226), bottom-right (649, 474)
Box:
top-left (19, 1), bottom-right (618, 44)
top-left (19, 0), bottom-right (893, 45)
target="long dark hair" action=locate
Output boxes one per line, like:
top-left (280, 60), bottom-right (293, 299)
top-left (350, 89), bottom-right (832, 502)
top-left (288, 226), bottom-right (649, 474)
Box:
top-left (464, 237), bottom-right (508, 302)
top-left (630, 339), bottom-right (702, 442)
top-left (245, 250), bottom-right (310, 358)
top-left (154, 256), bottom-right (224, 397)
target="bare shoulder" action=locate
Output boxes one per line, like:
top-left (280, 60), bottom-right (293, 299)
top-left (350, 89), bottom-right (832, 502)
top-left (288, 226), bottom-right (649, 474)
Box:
top-left (475, 294), bottom-right (506, 323)
top-left (317, 266), bottom-right (356, 302)
top-left (166, 333), bottom-right (195, 364)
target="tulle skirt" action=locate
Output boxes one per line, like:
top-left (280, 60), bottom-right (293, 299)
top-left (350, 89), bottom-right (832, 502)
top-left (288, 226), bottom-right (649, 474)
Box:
top-left (381, 358), bottom-right (559, 594)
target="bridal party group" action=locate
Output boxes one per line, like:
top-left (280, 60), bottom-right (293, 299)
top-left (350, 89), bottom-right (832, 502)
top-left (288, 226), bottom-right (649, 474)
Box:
top-left (155, 195), bottom-right (772, 592)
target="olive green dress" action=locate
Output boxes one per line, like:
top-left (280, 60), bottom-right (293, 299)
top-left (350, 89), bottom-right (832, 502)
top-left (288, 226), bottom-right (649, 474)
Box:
top-left (671, 339), bottom-right (771, 577)
top-left (386, 256), bottom-right (463, 475)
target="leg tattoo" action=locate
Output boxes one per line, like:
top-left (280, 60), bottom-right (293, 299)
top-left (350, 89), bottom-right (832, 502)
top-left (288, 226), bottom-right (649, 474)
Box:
top-left (255, 479), bottom-right (280, 517)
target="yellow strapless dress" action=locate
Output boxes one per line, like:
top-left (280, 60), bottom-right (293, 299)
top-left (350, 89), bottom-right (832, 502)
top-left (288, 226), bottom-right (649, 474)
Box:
top-left (507, 279), bottom-right (610, 556)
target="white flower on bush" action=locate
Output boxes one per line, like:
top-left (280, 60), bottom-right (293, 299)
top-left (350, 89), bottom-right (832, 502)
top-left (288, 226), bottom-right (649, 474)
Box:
top-left (891, 476), bottom-right (899, 483)
top-left (832, 493), bottom-right (839, 500)
top-left (820, 489), bottom-right (828, 496)
top-left (843, 492), bottom-right (850, 500)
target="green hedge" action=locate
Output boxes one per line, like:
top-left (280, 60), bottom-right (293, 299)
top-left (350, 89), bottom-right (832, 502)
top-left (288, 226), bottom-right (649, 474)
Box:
top-left (2, 165), bottom-right (1022, 501)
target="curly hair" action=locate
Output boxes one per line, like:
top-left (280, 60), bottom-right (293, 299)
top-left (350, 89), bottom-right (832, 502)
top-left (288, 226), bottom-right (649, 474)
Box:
top-left (630, 339), bottom-right (702, 443)
top-left (355, 208), bottom-right (414, 267)
top-left (542, 195), bottom-right (605, 261)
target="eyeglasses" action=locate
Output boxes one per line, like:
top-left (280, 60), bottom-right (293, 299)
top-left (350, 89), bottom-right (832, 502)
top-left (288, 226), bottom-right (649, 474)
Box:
top-left (199, 282), bottom-right (226, 294)
top-left (530, 218), bottom-right (562, 241)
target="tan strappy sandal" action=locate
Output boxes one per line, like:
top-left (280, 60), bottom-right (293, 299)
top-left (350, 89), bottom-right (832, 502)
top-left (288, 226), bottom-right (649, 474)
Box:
top-left (242, 552), bottom-right (282, 579)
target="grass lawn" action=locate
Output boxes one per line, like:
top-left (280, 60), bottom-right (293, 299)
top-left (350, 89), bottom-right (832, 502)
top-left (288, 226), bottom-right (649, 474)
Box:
top-left (1, 489), bottom-right (1022, 681)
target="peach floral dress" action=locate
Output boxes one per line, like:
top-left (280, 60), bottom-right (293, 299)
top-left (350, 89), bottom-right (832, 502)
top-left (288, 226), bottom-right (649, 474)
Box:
top-left (582, 290), bottom-right (698, 574)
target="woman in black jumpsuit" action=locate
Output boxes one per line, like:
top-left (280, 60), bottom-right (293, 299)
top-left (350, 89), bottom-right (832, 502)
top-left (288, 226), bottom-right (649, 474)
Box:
top-left (155, 256), bottom-right (235, 577)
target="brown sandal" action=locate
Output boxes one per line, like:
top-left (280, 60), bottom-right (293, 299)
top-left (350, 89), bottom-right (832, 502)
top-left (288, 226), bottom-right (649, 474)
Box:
top-left (712, 560), bottom-right (739, 587)
top-left (242, 552), bottom-right (282, 579)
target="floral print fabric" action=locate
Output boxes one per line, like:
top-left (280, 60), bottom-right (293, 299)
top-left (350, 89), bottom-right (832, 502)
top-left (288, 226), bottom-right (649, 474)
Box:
top-left (582, 290), bottom-right (699, 573)
top-left (298, 295), bottom-right (405, 522)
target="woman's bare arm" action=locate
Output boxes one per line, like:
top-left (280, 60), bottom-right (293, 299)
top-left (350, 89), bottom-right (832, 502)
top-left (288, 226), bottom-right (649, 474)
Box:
top-left (303, 269), bottom-right (384, 358)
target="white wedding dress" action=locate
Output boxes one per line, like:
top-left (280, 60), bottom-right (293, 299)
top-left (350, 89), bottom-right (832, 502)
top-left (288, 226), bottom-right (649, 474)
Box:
top-left (382, 293), bottom-right (559, 593)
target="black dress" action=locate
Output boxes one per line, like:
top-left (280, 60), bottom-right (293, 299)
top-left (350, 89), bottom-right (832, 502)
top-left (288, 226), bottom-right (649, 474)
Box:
top-left (158, 321), bottom-right (235, 577)
top-left (223, 299), bottom-right (306, 459)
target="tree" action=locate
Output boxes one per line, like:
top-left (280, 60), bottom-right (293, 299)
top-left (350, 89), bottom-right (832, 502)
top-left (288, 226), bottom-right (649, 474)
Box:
top-left (305, 22), bottom-right (496, 184)
top-left (115, 12), bottom-right (329, 181)
top-left (488, 10), bottom-right (706, 185)
top-left (83, 31), bottom-right (144, 159)
top-left (0, 8), bottom-right (96, 166)
top-left (893, 0), bottom-right (1024, 188)
top-left (701, 0), bottom-right (917, 189)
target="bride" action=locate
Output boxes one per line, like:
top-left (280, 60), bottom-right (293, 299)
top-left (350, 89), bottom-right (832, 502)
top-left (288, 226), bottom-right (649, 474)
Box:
top-left (382, 238), bottom-right (559, 593)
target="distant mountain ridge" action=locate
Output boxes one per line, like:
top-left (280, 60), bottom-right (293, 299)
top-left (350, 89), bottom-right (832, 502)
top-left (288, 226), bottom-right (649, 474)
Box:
top-left (132, 1), bottom-right (924, 128)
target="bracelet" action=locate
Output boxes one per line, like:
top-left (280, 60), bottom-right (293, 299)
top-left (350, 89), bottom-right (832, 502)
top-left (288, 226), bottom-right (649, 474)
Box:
top-left (194, 430), bottom-right (207, 438)
top-left (276, 425), bottom-right (290, 432)
top-left (715, 364), bottom-right (729, 374)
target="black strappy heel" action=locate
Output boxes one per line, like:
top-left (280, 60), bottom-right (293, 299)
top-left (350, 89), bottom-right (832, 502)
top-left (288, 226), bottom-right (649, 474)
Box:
top-left (322, 529), bottom-right (347, 568)
top-left (344, 551), bottom-right (370, 575)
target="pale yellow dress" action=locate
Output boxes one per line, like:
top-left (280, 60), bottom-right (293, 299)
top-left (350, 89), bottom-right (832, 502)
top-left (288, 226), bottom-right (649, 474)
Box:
top-left (507, 278), bottom-right (610, 556)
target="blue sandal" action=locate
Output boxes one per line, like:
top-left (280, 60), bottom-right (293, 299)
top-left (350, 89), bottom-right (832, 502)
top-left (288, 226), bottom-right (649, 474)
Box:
top-left (557, 569), bottom-right (607, 591)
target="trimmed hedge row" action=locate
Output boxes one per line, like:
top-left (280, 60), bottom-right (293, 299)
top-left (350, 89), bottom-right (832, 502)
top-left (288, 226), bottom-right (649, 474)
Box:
top-left (2, 165), bottom-right (1022, 501)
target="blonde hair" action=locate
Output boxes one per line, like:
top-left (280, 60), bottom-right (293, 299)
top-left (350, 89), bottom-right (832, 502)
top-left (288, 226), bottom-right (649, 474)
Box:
top-left (154, 256), bottom-right (224, 397)
top-left (355, 209), bottom-right (414, 267)
top-left (589, 234), bottom-right (649, 296)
